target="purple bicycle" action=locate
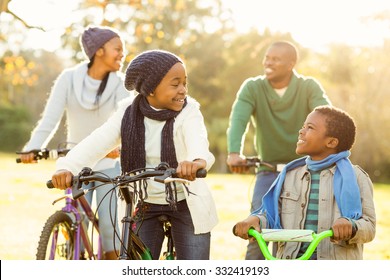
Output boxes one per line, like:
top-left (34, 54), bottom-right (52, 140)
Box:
top-left (17, 145), bottom-right (105, 260)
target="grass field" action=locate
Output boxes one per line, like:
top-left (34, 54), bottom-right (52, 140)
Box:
top-left (1, 152), bottom-right (389, 260)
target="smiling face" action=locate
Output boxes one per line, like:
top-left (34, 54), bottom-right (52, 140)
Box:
top-left (262, 43), bottom-right (296, 88)
top-left (146, 62), bottom-right (187, 111)
top-left (97, 36), bottom-right (124, 72)
top-left (296, 111), bottom-right (339, 161)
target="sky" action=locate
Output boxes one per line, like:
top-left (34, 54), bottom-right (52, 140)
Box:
top-left (223, 0), bottom-right (390, 51)
top-left (3, 0), bottom-right (390, 53)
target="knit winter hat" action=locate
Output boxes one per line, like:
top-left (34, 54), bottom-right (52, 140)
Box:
top-left (81, 26), bottom-right (120, 60)
top-left (125, 50), bottom-right (183, 96)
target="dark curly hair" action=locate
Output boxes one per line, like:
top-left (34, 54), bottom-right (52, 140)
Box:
top-left (314, 105), bottom-right (356, 152)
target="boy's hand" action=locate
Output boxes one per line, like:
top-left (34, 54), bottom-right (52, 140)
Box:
top-left (52, 169), bottom-right (73, 190)
top-left (331, 218), bottom-right (353, 242)
top-left (233, 216), bottom-right (261, 240)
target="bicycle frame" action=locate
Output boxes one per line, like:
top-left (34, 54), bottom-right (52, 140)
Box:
top-left (47, 176), bottom-right (154, 260)
top-left (50, 188), bottom-right (103, 260)
top-left (16, 146), bottom-right (104, 260)
top-left (248, 228), bottom-right (333, 260)
top-left (116, 185), bottom-right (153, 260)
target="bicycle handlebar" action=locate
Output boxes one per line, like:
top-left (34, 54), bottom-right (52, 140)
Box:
top-left (46, 162), bottom-right (207, 200)
top-left (232, 224), bottom-right (333, 260)
top-left (231, 156), bottom-right (286, 172)
top-left (248, 228), bottom-right (333, 260)
top-left (16, 148), bottom-right (70, 163)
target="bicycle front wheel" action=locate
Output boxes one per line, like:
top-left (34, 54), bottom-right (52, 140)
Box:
top-left (36, 211), bottom-right (75, 260)
top-left (120, 230), bottom-right (153, 260)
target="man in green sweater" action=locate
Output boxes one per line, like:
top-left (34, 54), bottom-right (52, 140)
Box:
top-left (226, 41), bottom-right (331, 260)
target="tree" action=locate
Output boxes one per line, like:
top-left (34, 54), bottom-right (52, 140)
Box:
top-left (0, 0), bottom-right (45, 30)
top-left (312, 42), bottom-right (390, 182)
top-left (2, 0), bottom-right (390, 181)
top-left (43, 0), bottom-right (239, 171)
top-left (0, 49), bottom-right (64, 151)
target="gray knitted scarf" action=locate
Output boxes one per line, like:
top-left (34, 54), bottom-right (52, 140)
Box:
top-left (120, 94), bottom-right (187, 173)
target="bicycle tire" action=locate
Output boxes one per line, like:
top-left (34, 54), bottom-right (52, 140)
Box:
top-left (36, 211), bottom-right (75, 260)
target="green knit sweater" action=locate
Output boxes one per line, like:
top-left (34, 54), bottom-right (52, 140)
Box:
top-left (227, 71), bottom-right (331, 164)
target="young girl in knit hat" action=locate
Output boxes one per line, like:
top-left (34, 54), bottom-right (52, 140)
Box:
top-left (20, 25), bottom-right (129, 259)
top-left (233, 106), bottom-right (376, 259)
top-left (51, 49), bottom-right (219, 260)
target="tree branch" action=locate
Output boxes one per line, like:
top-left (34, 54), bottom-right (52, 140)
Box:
top-left (1, 0), bottom-right (45, 31)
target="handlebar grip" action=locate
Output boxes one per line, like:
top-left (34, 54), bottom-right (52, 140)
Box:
top-left (232, 225), bottom-right (237, 236)
top-left (232, 225), bottom-right (255, 237)
top-left (196, 169), bottom-right (207, 178)
top-left (46, 178), bottom-right (84, 199)
top-left (46, 180), bottom-right (54, 189)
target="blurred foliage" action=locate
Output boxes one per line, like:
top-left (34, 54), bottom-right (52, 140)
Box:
top-left (1, 0), bottom-right (390, 182)
top-left (0, 48), bottom-right (67, 151)
top-left (0, 101), bottom-right (31, 151)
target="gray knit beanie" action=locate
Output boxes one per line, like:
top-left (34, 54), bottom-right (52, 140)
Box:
top-left (81, 26), bottom-right (120, 60)
top-left (125, 50), bottom-right (183, 96)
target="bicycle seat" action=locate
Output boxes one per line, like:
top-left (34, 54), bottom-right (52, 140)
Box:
top-left (158, 215), bottom-right (170, 223)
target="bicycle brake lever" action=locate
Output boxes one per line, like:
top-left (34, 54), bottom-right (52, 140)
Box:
top-left (51, 188), bottom-right (88, 204)
top-left (153, 167), bottom-right (176, 184)
top-left (72, 175), bottom-right (87, 199)
top-left (153, 177), bottom-right (191, 184)
top-left (52, 194), bottom-right (73, 205)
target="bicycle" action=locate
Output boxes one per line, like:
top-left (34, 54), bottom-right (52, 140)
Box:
top-left (16, 146), bottom-right (104, 260)
top-left (46, 162), bottom-right (207, 260)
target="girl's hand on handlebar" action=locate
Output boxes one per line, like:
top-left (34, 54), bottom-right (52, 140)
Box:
top-left (331, 217), bottom-right (353, 242)
top-left (233, 216), bottom-right (261, 240)
top-left (20, 152), bottom-right (37, 164)
top-left (227, 153), bottom-right (250, 174)
top-left (51, 169), bottom-right (73, 190)
top-left (176, 159), bottom-right (206, 181)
